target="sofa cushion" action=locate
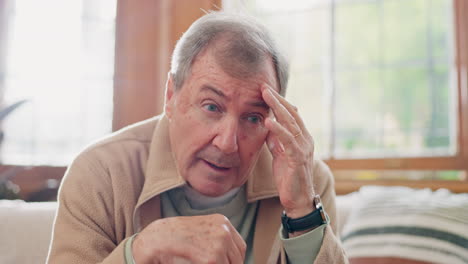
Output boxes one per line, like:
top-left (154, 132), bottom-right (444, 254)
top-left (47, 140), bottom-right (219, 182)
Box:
top-left (341, 186), bottom-right (468, 264)
top-left (1, 194), bottom-right (352, 263)
top-left (0, 200), bottom-right (57, 264)
top-left (335, 192), bottom-right (357, 236)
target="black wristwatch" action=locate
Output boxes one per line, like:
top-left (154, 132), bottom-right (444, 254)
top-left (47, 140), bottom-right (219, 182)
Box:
top-left (281, 195), bottom-right (329, 233)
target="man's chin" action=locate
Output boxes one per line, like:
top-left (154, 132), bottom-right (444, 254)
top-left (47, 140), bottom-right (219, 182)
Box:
top-left (184, 161), bottom-right (240, 197)
top-left (193, 183), bottom-right (230, 197)
top-left (187, 177), bottom-right (235, 197)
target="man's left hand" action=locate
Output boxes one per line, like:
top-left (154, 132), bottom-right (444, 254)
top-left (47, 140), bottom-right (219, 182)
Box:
top-left (262, 85), bottom-right (316, 235)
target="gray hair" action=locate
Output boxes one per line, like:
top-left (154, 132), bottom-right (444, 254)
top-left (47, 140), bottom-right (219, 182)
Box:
top-left (170, 11), bottom-right (289, 96)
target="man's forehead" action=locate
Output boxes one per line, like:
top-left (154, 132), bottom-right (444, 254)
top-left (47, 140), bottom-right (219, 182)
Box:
top-left (190, 40), bottom-right (280, 93)
top-left (200, 84), bottom-right (270, 111)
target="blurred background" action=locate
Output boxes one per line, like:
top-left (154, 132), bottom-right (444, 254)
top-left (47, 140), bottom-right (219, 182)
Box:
top-left (0, 0), bottom-right (467, 200)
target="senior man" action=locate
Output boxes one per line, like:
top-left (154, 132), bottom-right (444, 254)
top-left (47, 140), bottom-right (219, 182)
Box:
top-left (47, 11), bottom-right (347, 264)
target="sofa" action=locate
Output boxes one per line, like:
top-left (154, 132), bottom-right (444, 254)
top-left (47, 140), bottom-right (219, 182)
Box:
top-left (0, 200), bottom-right (56, 264)
top-left (1, 186), bottom-right (467, 264)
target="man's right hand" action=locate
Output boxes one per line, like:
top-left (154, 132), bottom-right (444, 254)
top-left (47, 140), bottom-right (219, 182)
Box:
top-left (132, 214), bottom-right (246, 264)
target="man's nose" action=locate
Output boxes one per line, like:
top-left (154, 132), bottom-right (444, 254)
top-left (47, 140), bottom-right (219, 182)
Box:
top-left (212, 117), bottom-right (239, 154)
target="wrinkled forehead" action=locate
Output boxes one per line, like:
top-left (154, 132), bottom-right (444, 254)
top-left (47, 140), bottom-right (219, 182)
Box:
top-left (190, 50), bottom-right (279, 99)
top-left (196, 36), bottom-right (280, 93)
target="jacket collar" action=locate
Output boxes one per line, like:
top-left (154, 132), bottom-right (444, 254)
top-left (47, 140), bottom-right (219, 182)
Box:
top-left (136, 114), bottom-right (279, 211)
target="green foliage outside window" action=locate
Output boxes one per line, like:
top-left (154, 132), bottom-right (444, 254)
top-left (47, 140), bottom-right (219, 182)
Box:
top-left (240, 0), bottom-right (456, 159)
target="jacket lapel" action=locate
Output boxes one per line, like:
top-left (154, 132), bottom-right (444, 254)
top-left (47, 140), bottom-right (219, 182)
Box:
top-left (254, 197), bottom-right (283, 264)
top-left (133, 115), bottom-right (185, 231)
top-left (246, 145), bottom-right (277, 202)
top-left (136, 196), bottom-right (161, 231)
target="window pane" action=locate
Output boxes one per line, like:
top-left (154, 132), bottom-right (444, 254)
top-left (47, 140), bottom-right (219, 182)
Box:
top-left (382, 0), bottom-right (428, 65)
top-left (2, 0), bottom-right (116, 165)
top-left (335, 69), bottom-right (384, 157)
top-left (227, 0), bottom-right (457, 159)
top-left (335, 1), bottom-right (381, 68)
top-left (288, 72), bottom-right (330, 156)
top-left (336, 0), bottom-right (456, 158)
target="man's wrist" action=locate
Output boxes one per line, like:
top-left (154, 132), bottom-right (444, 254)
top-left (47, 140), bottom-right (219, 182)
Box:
top-left (283, 194), bottom-right (315, 219)
top-left (282, 186), bottom-right (316, 217)
top-left (284, 207), bottom-right (315, 219)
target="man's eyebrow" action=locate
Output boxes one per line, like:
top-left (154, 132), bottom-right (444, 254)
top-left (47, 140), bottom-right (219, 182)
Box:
top-left (201, 84), bottom-right (269, 110)
top-left (248, 101), bottom-right (270, 111)
top-left (201, 85), bottom-right (226, 98)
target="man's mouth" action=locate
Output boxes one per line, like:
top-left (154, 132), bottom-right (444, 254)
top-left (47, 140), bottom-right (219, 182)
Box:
top-left (203, 160), bottom-right (231, 171)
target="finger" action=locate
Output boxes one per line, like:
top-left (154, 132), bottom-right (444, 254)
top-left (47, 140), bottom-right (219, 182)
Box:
top-left (265, 117), bottom-right (298, 154)
top-left (262, 84), bottom-right (307, 132)
top-left (177, 245), bottom-right (208, 264)
top-left (226, 224), bottom-right (246, 262)
top-left (262, 87), bottom-right (301, 135)
top-left (172, 256), bottom-right (192, 264)
top-left (227, 244), bottom-right (243, 264)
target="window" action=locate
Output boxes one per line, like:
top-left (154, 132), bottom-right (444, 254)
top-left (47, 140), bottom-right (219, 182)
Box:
top-left (224, 0), bottom-right (468, 191)
top-left (1, 0), bottom-right (116, 165)
top-left (226, 0), bottom-right (457, 159)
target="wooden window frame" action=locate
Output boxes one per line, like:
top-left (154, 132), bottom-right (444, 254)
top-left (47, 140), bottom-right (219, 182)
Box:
top-left (328, 0), bottom-right (468, 194)
top-left (1, 0), bottom-right (467, 199)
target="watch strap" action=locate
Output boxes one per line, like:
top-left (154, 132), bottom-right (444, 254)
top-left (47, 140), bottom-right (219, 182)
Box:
top-left (281, 195), bottom-right (329, 233)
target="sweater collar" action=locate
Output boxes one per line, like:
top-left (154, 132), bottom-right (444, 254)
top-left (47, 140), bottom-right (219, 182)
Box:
top-left (136, 114), bottom-right (278, 210)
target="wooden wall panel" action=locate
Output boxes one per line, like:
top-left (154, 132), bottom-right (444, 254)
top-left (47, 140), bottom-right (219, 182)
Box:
top-left (112, 0), bottom-right (221, 131)
top-left (112, 0), bottom-right (166, 131)
top-left (170, 0), bottom-right (222, 48)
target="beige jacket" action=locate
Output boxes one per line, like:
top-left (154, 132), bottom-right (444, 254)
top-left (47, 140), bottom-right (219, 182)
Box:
top-left (47, 115), bottom-right (347, 264)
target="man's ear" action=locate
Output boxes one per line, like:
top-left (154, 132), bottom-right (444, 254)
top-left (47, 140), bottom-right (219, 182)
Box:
top-left (164, 72), bottom-right (175, 118)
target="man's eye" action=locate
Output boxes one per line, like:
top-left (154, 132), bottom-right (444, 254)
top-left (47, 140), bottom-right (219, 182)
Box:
top-left (247, 115), bottom-right (262, 124)
top-left (204, 104), bottom-right (219, 112)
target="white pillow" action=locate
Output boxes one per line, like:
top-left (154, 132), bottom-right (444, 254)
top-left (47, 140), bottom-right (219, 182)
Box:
top-left (341, 186), bottom-right (468, 264)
